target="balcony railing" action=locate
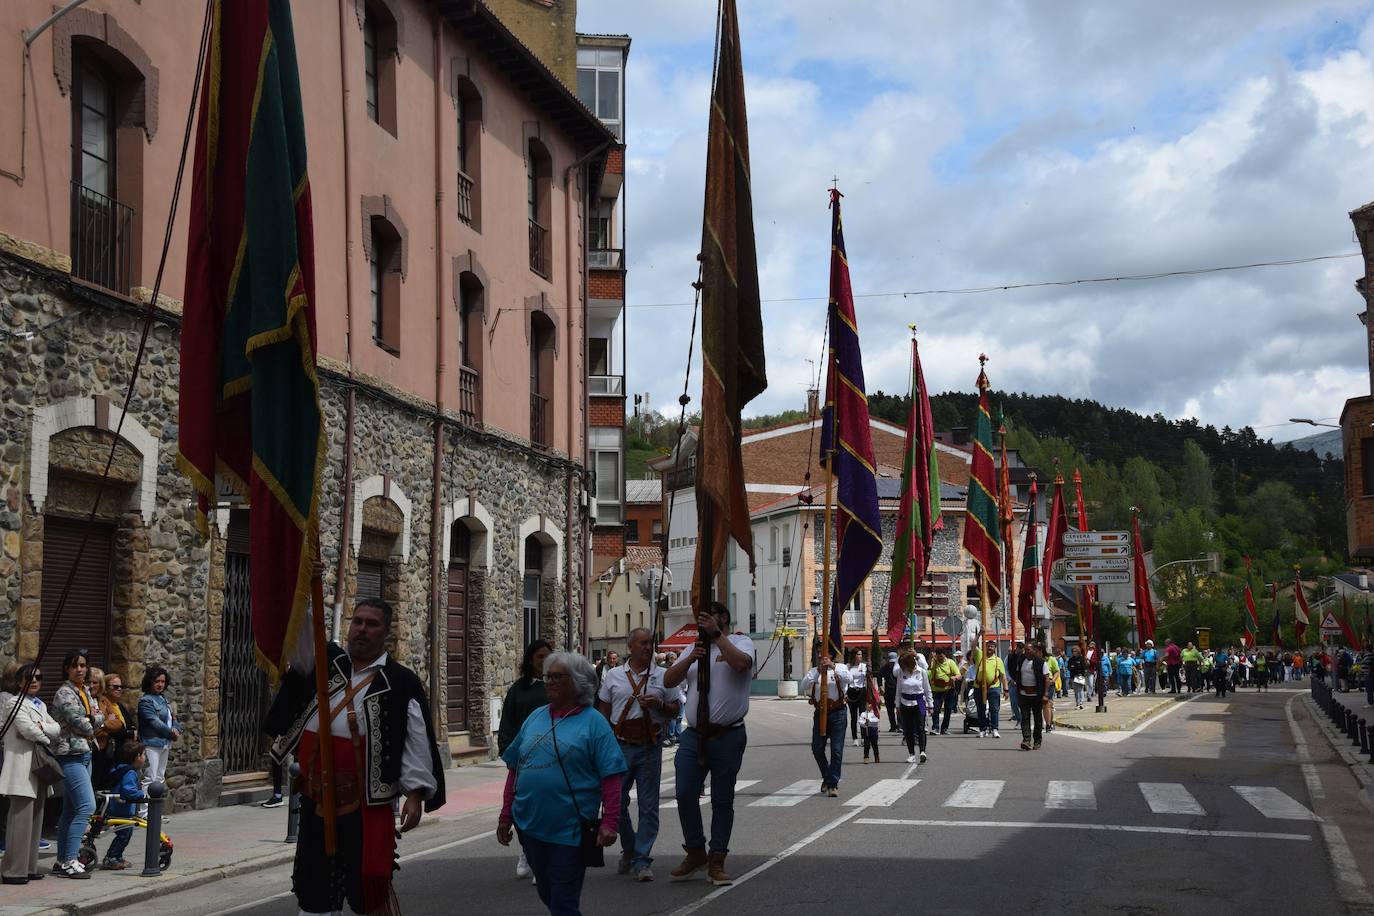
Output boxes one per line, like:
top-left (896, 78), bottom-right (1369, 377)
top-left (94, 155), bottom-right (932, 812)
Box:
top-left (587, 375), bottom-right (624, 396)
top-left (529, 218), bottom-right (550, 278)
top-left (70, 182), bottom-right (133, 294)
top-left (457, 170), bottom-right (475, 225)
top-left (530, 392), bottom-right (550, 447)
top-left (588, 248), bottom-right (624, 270)
top-left (459, 365), bottom-right (481, 428)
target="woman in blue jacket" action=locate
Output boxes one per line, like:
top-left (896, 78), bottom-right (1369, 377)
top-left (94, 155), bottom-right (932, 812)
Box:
top-left (136, 667), bottom-right (181, 800)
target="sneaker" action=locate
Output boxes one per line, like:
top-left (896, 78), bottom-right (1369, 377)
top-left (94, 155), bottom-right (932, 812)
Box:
top-left (992, 729), bottom-right (1001, 739)
top-left (826, 786), bottom-right (838, 798)
top-left (977, 730), bottom-right (986, 738)
top-left (1033, 743), bottom-right (1042, 750)
top-left (919, 751), bottom-right (928, 764)
top-left (618, 852), bottom-right (634, 875)
top-left (863, 757), bottom-right (871, 764)
top-left (906, 754), bottom-right (917, 763)
top-left (260, 795), bottom-right (284, 809)
top-left (38, 840), bottom-right (50, 850)
top-left (54, 861), bottom-right (90, 880)
top-left (1019, 742), bottom-right (1032, 751)
top-left (852, 738), bottom-right (860, 747)
top-left (634, 865), bottom-right (655, 882)
top-left (515, 853), bottom-right (531, 879)
top-left (102, 859), bottom-right (130, 871)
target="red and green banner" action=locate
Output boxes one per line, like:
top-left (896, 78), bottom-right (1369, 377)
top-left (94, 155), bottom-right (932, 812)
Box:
top-left (998, 414), bottom-right (1016, 638)
top-left (1339, 597), bottom-right (1365, 650)
top-left (177, 0), bottom-right (324, 680)
top-left (1241, 558), bottom-right (1258, 648)
top-left (1073, 469), bottom-right (1094, 640)
top-left (1016, 479), bottom-right (1039, 637)
top-left (886, 332), bottom-right (941, 646)
top-left (961, 359), bottom-right (1002, 607)
top-left (1293, 577), bottom-right (1310, 645)
top-left (1270, 584), bottom-right (1283, 649)
top-left (1041, 471), bottom-right (1067, 604)
top-left (1132, 511), bottom-right (1155, 645)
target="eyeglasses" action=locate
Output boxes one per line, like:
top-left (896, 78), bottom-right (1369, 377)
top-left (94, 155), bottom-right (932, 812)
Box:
top-left (109, 684), bottom-right (124, 691)
top-left (544, 672), bottom-right (570, 681)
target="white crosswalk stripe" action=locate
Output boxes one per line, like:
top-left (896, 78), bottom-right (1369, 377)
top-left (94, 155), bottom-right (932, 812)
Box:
top-left (1139, 783), bottom-right (1205, 815)
top-left (843, 779), bottom-right (921, 808)
top-left (661, 779), bottom-right (758, 810)
top-left (1045, 780), bottom-right (1096, 810)
top-left (750, 780), bottom-right (822, 807)
top-left (943, 779), bottom-right (1005, 809)
top-left (1233, 786), bottom-right (1317, 820)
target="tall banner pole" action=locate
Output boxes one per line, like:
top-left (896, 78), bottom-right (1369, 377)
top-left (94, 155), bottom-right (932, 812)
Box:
top-left (819, 452), bottom-right (836, 733)
top-left (309, 532), bottom-right (337, 855)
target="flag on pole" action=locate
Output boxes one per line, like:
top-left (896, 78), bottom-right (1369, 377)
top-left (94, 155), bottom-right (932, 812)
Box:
top-left (1339, 597), bottom-right (1365, 650)
top-left (1016, 478), bottom-right (1039, 637)
top-left (1131, 510), bottom-right (1155, 645)
top-left (998, 413), bottom-right (1016, 640)
top-left (886, 331), bottom-right (942, 646)
top-left (177, 0), bottom-right (324, 680)
top-left (692, 0), bottom-right (767, 601)
top-left (1293, 576), bottom-right (1310, 645)
top-left (1270, 584), bottom-right (1283, 648)
top-left (818, 190), bottom-right (881, 658)
top-left (1073, 469), bottom-right (1094, 640)
top-left (962, 358), bottom-right (1003, 607)
top-left (1041, 470), bottom-right (1067, 604)
top-left (1241, 557), bottom-right (1259, 649)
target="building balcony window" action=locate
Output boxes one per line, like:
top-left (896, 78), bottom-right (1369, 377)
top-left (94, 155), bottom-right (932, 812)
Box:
top-left (458, 169), bottom-right (475, 226)
top-left (530, 392), bottom-right (550, 448)
top-left (588, 375), bottom-right (624, 397)
top-left (459, 365), bottom-right (481, 428)
top-left (588, 248), bottom-right (624, 270)
top-left (529, 218), bottom-right (550, 278)
top-left (71, 182), bottom-right (133, 294)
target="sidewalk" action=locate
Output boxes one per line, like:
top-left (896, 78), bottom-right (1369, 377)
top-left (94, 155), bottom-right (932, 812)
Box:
top-left (1053, 690), bottom-right (1185, 731)
top-left (3, 763), bottom-right (512, 916)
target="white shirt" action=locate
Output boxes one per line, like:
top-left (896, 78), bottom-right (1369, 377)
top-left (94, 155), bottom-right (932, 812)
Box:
top-left (894, 667), bottom-right (934, 709)
top-left (597, 662), bottom-right (677, 723)
top-left (1019, 659), bottom-right (1049, 689)
top-left (800, 663), bottom-right (852, 703)
top-left (681, 634), bottom-right (756, 728)
top-left (849, 662), bottom-right (869, 689)
top-left (857, 709), bottom-right (882, 730)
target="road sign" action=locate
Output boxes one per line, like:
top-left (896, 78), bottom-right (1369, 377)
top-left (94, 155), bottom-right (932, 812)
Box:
top-left (1053, 570), bottom-right (1132, 585)
top-left (1196, 627), bottom-right (1210, 650)
top-left (1062, 544), bottom-right (1132, 558)
top-left (942, 614), bottom-right (962, 638)
top-left (1062, 530), bottom-right (1129, 546)
top-left (1058, 558), bottom-right (1130, 572)
top-left (1319, 612), bottom-right (1342, 634)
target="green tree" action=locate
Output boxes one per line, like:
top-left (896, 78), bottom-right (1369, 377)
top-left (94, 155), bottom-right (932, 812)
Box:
top-left (1094, 603), bottom-right (1131, 648)
top-left (1238, 481), bottom-right (1309, 553)
top-left (1178, 440), bottom-right (1216, 518)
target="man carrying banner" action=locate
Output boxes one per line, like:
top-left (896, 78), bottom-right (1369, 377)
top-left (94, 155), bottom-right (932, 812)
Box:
top-left (801, 646), bottom-right (851, 797)
top-left (266, 600), bottom-right (446, 916)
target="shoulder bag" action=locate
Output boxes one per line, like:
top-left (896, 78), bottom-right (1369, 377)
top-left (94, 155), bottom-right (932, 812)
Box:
top-left (32, 741), bottom-right (64, 786)
top-left (550, 717), bottom-right (605, 868)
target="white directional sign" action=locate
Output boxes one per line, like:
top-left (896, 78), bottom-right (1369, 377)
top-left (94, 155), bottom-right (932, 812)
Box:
top-left (1059, 558), bottom-right (1130, 572)
top-left (1054, 570), bottom-right (1132, 585)
top-left (1318, 612), bottom-right (1342, 634)
top-left (1062, 530), bottom-right (1130, 546)
top-left (1062, 544), bottom-right (1132, 558)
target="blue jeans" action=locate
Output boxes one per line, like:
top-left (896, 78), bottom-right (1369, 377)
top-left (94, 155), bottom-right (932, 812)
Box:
top-left (57, 753), bottom-right (94, 862)
top-left (618, 743), bottom-right (662, 868)
top-left (810, 707), bottom-right (846, 789)
top-left (518, 831), bottom-right (586, 916)
top-left (974, 688), bottom-right (1002, 732)
top-left (674, 725), bottom-right (747, 854)
top-left (932, 690), bottom-right (956, 733)
top-left (104, 826), bottom-right (134, 863)
top-left (1006, 686), bottom-right (1021, 724)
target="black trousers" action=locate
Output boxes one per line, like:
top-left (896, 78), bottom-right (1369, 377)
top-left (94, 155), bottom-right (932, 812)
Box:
top-left (898, 705), bottom-right (927, 756)
top-left (846, 695), bottom-right (863, 740)
top-left (1143, 663), bottom-right (1157, 694)
top-left (884, 690), bottom-right (898, 730)
top-left (1019, 692), bottom-right (1044, 746)
top-left (1166, 664), bottom-right (1181, 692)
top-left (294, 797), bottom-right (369, 915)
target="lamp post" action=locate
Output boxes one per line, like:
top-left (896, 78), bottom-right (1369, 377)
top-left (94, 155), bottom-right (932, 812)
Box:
top-left (1288, 418), bottom-right (1339, 428)
top-left (1148, 555), bottom-right (1215, 637)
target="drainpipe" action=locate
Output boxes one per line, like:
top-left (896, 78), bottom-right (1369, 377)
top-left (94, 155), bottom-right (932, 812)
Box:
top-left (565, 141), bottom-right (609, 651)
top-left (429, 15), bottom-right (447, 734)
top-left (332, 0), bottom-right (358, 638)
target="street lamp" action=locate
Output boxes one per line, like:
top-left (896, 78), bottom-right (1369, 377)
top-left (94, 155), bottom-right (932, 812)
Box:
top-left (1288, 418), bottom-right (1339, 428)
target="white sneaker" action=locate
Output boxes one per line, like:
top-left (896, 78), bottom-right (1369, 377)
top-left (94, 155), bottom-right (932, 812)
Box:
top-left (515, 853), bottom-right (531, 878)
top-left (852, 738), bottom-right (860, 747)
top-left (906, 754), bottom-right (916, 763)
top-left (977, 730), bottom-right (986, 738)
top-left (992, 729), bottom-right (1001, 739)
top-left (919, 751), bottom-right (927, 764)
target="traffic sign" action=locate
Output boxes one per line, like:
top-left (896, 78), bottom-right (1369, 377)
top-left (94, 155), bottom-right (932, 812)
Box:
top-left (1319, 612), bottom-right (1342, 634)
top-left (1062, 544), bottom-right (1132, 558)
top-left (1053, 570), bottom-right (1132, 585)
top-left (1062, 530), bottom-right (1129, 546)
top-left (1058, 558), bottom-right (1130, 572)
top-left (942, 614), bottom-right (962, 638)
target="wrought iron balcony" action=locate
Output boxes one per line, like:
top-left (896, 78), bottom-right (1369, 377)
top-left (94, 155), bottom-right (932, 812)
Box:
top-left (529, 218), bottom-right (550, 278)
top-left (530, 392), bottom-right (550, 447)
top-left (70, 182), bottom-right (133, 294)
top-left (457, 170), bottom-right (474, 225)
top-left (459, 365), bottom-right (481, 428)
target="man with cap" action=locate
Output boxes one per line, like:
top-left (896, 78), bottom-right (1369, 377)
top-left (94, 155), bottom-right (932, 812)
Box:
top-left (877, 651), bottom-right (900, 733)
top-left (1140, 640), bottom-right (1159, 694)
top-left (927, 647), bottom-right (960, 735)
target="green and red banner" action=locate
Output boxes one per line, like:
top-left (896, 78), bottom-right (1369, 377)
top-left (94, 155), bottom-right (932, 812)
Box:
top-left (886, 332), bottom-right (941, 646)
top-left (961, 360), bottom-right (1002, 607)
top-left (1041, 471), bottom-right (1067, 604)
top-left (1016, 479), bottom-right (1039, 637)
top-left (1132, 511), bottom-right (1155, 645)
top-left (177, 0), bottom-right (324, 681)
top-left (1241, 558), bottom-right (1258, 648)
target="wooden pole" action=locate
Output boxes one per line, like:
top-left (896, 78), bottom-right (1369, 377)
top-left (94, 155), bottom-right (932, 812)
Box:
top-left (309, 550), bottom-right (337, 857)
top-left (696, 500), bottom-right (715, 718)
top-left (819, 451), bottom-right (836, 734)
top-left (979, 574), bottom-right (991, 706)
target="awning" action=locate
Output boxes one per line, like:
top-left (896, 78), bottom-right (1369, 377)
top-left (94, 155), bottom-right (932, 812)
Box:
top-left (659, 624), bottom-right (699, 650)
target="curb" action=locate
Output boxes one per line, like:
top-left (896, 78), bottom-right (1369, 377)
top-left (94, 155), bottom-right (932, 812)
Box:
top-left (1056, 697), bottom-right (1177, 732)
top-left (1301, 694), bottom-right (1374, 816)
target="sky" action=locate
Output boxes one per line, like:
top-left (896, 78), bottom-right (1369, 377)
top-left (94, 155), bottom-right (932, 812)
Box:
top-left (575, 0), bottom-right (1374, 442)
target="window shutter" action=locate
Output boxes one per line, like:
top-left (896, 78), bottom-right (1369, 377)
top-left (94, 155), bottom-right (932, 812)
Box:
top-left (39, 516), bottom-right (114, 701)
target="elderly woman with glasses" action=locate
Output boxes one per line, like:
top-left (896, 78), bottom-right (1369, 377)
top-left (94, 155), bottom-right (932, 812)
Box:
top-left (1, 663), bottom-right (60, 885)
top-left (93, 673), bottom-right (131, 788)
top-left (498, 652), bottom-right (625, 915)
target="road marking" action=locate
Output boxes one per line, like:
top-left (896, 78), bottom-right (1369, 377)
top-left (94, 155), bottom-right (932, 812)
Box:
top-left (1045, 780), bottom-right (1096, 809)
top-left (1285, 695), bottom-right (1325, 799)
top-left (1233, 786), bottom-right (1317, 821)
top-left (662, 779), bottom-right (758, 809)
top-left (1139, 782), bottom-right (1205, 816)
top-left (1053, 692), bottom-right (1203, 744)
top-left (666, 808), bottom-right (865, 916)
top-left (843, 778), bottom-right (920, 808)
top-left (943, 779), bottom-right (1004, 809)
top-left (749, 779), bottom-right (821, 807)
top-left (854, 818), bottom-right (1311, 841)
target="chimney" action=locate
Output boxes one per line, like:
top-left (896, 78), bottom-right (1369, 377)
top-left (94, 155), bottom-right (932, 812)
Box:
top-left (952, 426), bottom-right (971, 446)
top-left (1360, 573), bottom-right (1369, 590)
top-left (806, 388), bottom-right (820, 419)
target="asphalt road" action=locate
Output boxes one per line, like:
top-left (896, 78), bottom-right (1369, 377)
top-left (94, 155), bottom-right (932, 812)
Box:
top-left (108, 686), bottom-right (1374, 916)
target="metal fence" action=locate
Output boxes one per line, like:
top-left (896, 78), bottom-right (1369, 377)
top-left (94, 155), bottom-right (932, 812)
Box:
top-left (70, 182), bottom-right (133, 294)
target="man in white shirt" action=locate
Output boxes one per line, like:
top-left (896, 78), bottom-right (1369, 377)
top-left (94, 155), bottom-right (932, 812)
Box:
top-left (663, 602), bottom-right (756, 888)
top-left (800, 646), bottom-right (851, 797)
top-left (596, 628), bottom-right (680, 883)
top-left (1014, 643), bottom-right (1050, 750)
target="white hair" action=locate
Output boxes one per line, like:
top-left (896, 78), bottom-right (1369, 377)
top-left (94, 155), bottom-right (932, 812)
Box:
top-left (543, 652), bottom-right (597, 707)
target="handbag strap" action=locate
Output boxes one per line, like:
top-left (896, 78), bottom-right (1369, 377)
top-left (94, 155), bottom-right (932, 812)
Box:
top-left (549, 714), bottom-right (594, 824)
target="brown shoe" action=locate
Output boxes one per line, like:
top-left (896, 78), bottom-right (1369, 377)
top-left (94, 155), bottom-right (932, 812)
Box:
top-left (669, 847), bottom-right (708, 882)
top-left (707, 852), bottom-right (732, 886)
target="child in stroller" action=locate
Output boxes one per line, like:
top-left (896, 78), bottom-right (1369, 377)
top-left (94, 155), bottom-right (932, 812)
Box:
top-left (79, 739), bottom-right (173, 871)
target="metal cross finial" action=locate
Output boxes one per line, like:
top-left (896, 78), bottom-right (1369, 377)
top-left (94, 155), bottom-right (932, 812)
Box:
top-left (978, 353), bottom-right (988, 367)
top-left (908, 323), bottom-right (917, 338)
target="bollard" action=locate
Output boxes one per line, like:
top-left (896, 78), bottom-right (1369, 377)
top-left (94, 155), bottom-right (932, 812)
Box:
top-left (1360, 721), bottom-right (1369, 755)
top-left (141, 781), bottom-right (166, 877)
top-left (286, 762), bottom-right (301, 844)
top-left (1352, 712), bottom-right (1362, 747)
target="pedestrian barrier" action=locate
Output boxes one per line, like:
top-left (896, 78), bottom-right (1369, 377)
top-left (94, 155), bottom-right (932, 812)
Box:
top-left (1313, 678), bottom-right (1374, 764)
top-left (141, 781), bottom-right (166, 877)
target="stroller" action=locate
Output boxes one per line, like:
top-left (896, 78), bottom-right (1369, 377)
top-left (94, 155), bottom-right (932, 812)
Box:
top-left (959, 682), bottom-right (980, 734)
top-left (78, 792), bottom-right (174, 871)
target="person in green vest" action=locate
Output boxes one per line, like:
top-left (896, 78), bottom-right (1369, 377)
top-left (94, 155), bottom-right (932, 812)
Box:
top-left (927, 649), bottom-right (960, 736)
top-left (1042, 647), bottom-right (1060, 733)
top-left (971, 641), bottom-right (1007, 739)
top-left (1181, 642), bottom-right (1202, 693)
top-left (1255, 651), bottom-right (1269, 692)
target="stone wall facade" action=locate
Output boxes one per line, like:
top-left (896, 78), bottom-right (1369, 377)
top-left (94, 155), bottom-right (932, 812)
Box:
top-left (0, 250), bottom-right (588, 807)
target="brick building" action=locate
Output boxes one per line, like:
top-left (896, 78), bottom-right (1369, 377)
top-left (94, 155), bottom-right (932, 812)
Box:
top-left (1343, 202), bottom-right (1374, 559)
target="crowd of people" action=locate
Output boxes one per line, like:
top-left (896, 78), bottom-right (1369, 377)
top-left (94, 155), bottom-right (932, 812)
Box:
top-left (0, 650), bottom-right (183, 884)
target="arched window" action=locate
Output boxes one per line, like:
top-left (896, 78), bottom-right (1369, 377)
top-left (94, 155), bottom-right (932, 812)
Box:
top-left (523, 535), bottom-right (544, 647)
top-left (454, 77), bottom-right (482, 229)
top-left (457, 270), bottom-right (483, 426)
top-left (363, 2), bottom-right (399, 136)
top-left (526, 138), bottom-right (552, 277)
top-left (529, 310), bottom-right (556, 447)
top-left (369, 216), bottom-right (402, 354)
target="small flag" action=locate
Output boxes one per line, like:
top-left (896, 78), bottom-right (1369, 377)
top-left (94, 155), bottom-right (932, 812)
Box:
top-left (961, 359), bottom-right (1002, 607)
top-left (886, 332), bottom-right (941, 646)
top-left (1132, 511), bottom-right (1155, 645)
top-left (1270, 584), bottom-right (1283, 649)
top-left (1016, 478), bottom-right (1039, 637)
top-left (1294, 577), bottom-right (1310, 645)
top-left (818, 190), bottom-right (881, 658)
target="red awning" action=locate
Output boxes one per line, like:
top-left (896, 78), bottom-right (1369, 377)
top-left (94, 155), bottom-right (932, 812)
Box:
top-left (659, 624), bottom-right (699, 650)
